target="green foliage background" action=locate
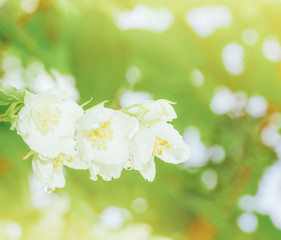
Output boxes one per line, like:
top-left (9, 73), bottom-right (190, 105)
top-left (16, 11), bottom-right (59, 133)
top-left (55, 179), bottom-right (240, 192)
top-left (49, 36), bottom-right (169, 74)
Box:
top-left (0, 0), bottom-right (281, 239)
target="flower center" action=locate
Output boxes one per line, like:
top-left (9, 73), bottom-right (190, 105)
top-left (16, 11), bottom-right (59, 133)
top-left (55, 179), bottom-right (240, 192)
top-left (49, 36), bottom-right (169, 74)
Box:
top-left (153, 137), bottom-right (171, 156)
top-left (88, 121), bottom-right (113, 150)
top-left (32, 104), bottom-right (61, 132)
top-left (53, 153), bottom-right (73, 169)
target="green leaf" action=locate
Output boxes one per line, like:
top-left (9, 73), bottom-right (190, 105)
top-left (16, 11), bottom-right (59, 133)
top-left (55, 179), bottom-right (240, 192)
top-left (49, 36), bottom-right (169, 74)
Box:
top-left (0, 82), bottom-right (27, 106)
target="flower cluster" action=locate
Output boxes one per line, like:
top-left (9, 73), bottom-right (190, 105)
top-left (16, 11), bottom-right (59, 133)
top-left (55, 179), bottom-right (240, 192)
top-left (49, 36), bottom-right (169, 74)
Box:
top-left (16, 89), bottom-right (190, 189)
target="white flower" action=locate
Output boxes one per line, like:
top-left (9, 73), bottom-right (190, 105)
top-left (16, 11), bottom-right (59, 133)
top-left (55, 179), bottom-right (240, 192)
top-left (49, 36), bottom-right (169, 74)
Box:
top-left (32, 150), bottom-right (88, 189)
top-left (76, 107), bottom-right (138, 181)
top-left (129, 122), bottom-right (190, 181)
top-left (17, 89), bottom-right (83, 158)
top-left (136, 99), bottom-right (176, 123)
top-left (125, 100), bottom-right (189, 181)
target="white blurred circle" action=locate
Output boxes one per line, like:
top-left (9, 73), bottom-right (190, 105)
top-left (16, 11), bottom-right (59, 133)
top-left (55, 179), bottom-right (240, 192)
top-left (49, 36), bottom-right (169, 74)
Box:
top-left (262, 37), bottom-right (281, 62)
top-left (132, 198), bottom-right (148, 213)
top-left (21, 0), bottom-right (39, 13)
top-left (230, 91), bottom-right (248, 118)
top-left (210, 87), bottom-right (236, 115)
top-left (246, 95), bottom-right (267, 117)
top-left (222, 43), bottom-right (245, 75)
top-left (237, 213), bottom-right (258, 233)
top-left (184, 6), bottom-right (232, 37)
top-left (0, 0), bottom-right (7, 7)
top-left (115, 5), bottom-right (174, 33)
top-left (6, 222), bottom-right (22, 240)
top-left (126, 66), bottom-right (141, 87)
top-left (190, 69), bottom-right (204, 87)
top-left (238, 195), bottom-right (256, 212)
top-left (100, 206), bottom-right (130, 230)
top-left (209, 145), bottom-right (225, 164)
top-left (201, 169), bottom-right (218, 190)
top-left (242, 29), bottom-right (258, 46)
top-left (119, 90), bottom-right (153, 109)
top-left (183, 126), bottom-right (209, 167)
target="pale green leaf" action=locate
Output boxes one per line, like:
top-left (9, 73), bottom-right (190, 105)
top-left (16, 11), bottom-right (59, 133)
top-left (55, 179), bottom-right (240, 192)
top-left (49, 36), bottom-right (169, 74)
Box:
top-left (0, 82), bottom-right (27, 106)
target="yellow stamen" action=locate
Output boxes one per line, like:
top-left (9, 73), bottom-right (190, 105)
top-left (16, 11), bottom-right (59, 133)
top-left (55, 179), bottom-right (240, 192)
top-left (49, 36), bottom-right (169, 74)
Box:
top-left (67, 156), bottom-right (73, 163)
top-left (88, 121), bottom-right (113, 150)
top-left (32, 104), bottom-right (61, 132)
top-left (152, 137), bottom-right (171, 156)
top-left (53, 153), bottom-right (73, 168)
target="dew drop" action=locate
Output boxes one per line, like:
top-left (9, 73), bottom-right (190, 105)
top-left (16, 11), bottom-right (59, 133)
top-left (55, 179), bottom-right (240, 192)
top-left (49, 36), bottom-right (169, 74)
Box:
top-left (103, 176), bottom-right (112, 181)
top-left (44, 186), bottom-right (55, 193)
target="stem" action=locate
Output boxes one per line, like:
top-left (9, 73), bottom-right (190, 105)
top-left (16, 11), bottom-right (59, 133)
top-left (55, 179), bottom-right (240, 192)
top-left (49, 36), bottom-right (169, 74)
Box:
top-left (121, 102), bottom-right (144, 111)
top-left (0, 113), bottom-right (9, 122)
top-left (120, 109), bottom-right (137, 117)
top-left (0, 102), bottom-right (24, 122)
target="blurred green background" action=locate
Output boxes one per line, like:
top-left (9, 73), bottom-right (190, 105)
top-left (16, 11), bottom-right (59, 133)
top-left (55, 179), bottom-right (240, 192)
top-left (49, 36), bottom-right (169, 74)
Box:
top-left (1, 0), bottom-right (281, 239)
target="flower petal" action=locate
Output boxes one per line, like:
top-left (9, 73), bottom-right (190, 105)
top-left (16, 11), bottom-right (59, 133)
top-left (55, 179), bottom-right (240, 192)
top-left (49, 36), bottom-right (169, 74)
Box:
top-left (80, 108), bottom-right (113, 130)
top-left (111, 111), bottom-right (138, 139)
top-left (32, 154), bottom-right (65, 188)
top-left (77, 108), bottom-right (134, 166)
top-left (63, 155), bottom-right (88, 170)
top-left (139, 157), bottom-right (156, 182)
top-left (151, 122), bottom-right (190, 164)
top-left (88, 162), bottom-right (123, 181)
top-left (51, 168), bottom-right (65, 188)
top-left (54, 98), bottom-right (83, 137)
top-left (97, 163), bottom-right (123, 181)
top-left (138, 99), bottom-right (176, 123)
top-left (17, 89), bottom-right (83, 158)
top-left (78, 132), bottom-right (129, 165)
top-left (129, 128), bottom-right (155, 169)
top-left (140, 102), bottom-right (162, 122)
top-left (157, 99), bottom-right (177, 122)
top-left (88, 163), bottom-right (99, 181)
top-left (32, 156), bottom-right (53, 185)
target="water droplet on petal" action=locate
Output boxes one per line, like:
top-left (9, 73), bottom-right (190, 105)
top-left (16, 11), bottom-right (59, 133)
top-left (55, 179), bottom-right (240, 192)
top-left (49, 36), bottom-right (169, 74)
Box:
top-left (90, 175), bottom-right (98, 181)
top-left (103, 176), bottom-right (112, 181)
top-left (10, 124), bottom-right (16, 131)
top-left (44, 186), bottom-right (55, 193)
